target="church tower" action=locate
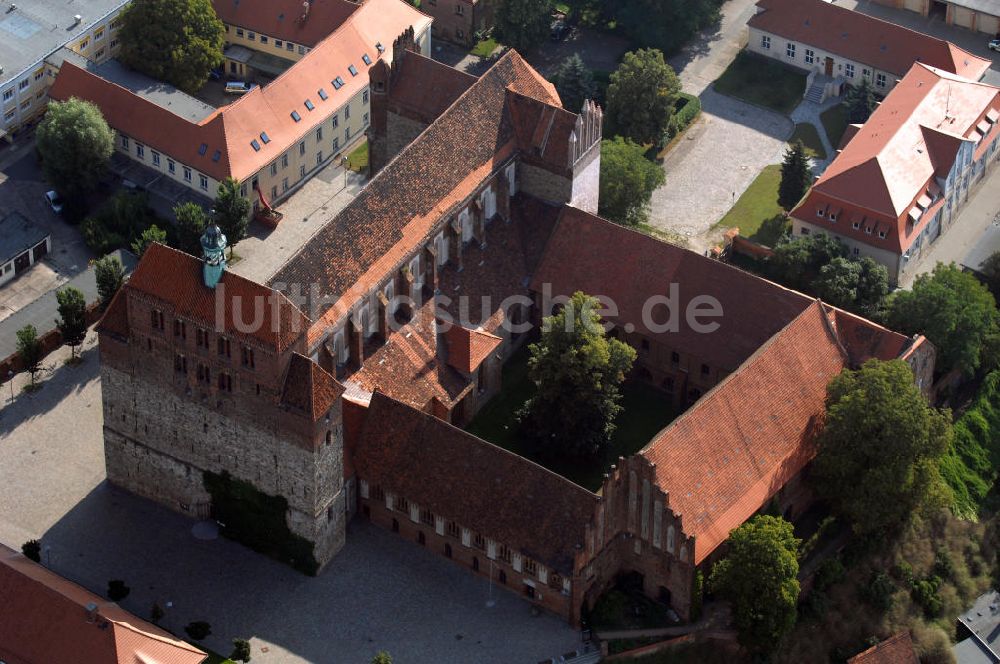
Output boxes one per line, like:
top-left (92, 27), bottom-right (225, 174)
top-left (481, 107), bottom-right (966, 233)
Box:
top-left (201, 224), bottom-right (227, 288)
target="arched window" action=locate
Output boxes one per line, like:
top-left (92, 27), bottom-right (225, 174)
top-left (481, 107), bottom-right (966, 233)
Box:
top-left (667, 525), bottom-right (676, 554)
top-left (679, 545), bottom-right (688, 563)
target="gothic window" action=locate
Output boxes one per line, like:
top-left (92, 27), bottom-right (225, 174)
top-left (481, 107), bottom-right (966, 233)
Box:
top-left (151, 309), bottom-right (164, 331)
top-left (371, 485), bottom-right (385, 501)
top-left (173, 319), bottom-right (186, 339)
top-left (325, 431), bottom-right (332, 445)
top-left (174, 354), bottom-right (187, 373)
top-left (196, 328), bottom-right (210, 349)
top-left (217, 336), bottom-right (231, 357)
top-left (435, 231), bottom-right (448, 265)
top-left (498, 544), bottom-right (512, 564)
top-left (447, 520), bottom-right (460, 538)
top-left (394, 495), bottom-right (409, 513)
top-left (666, 525), bottom-right (676, 553)
top-left (420, 508), bottom-right (434, 526)
top-left (217, 372), bottom-right (232, 392)
top-left (197, 363), bottom-right (211, 384)
top-left (549, 573), bottom-right (562, 590)
top-left (473, 533), bottom-right (486, 550)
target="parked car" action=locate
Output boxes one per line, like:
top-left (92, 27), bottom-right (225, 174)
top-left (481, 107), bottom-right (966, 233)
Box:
top-left (225, 81), bottom-right (255, 94)
top-left (44, 190), bottom-right (63, 214)
top-left (989, 39), bottom-right (1000, 52)
top-left (550, 19), bottom-right (570, 41)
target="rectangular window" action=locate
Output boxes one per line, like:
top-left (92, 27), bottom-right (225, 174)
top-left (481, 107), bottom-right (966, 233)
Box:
top-left (876, 72), bottom-right (887, 88)
top-left (152, 151), bottom-right (160, 167)
top-left (473, 533), bottom-right (485, 550)
top-left (456, 3), bottom-right (464, 15)
top-left (761, 35), bottom-right (770, 50)
top-left (363, 112), bottom-right (369, 124)
top-left (174, 354), bottom-right (187, 373)
top-left (845, 63), bottom-right (855, 78)
top-left (331, 114), bottom-right (339, 128)
top-left (95, 29), bottom-right (105, 40)
top-left (183, 166), bottom-right (192, 182)
top-left (804, 49), bottom-right (814, 64)
top-left (286, 41), bottom-right (294, 51)
top-left (2, 89), bottom-right (12, 101)
top-left (786, 43), bottom-right (796, 58)
top-left (173, 319), bottom-right (186, 339)
top-left (282, 177), bottom-right (289, 192)
top-left (19, 100), bottom-right (30, 110)
top-left (136, 143), bottom-right (145, 159)
top-left (671, 351), bottom-right (680, 365)
top-left (218, 372), bottom-right (232, 392)
top-left (332, 137), bottom-right (339, 152)
top-left (195, 328), bottom-right (209, 349)
top-left (300, 164), bottom-right (306, 178)
top-left (348, 64), bottom-right (358, 76)
top-left (299, 141), bottom-right (306, 156)
top-left (110, 39), bottom-right (119, 48)
top-left (236, 28), bottom-right (244, 37)
top-left (247, 31), bottom-right (256, 41)
top-left (260, 35), bottom-right (268, 44)
top-left (447, 521), bottom-right (460, 538)
top-left (394, 495), bottom-right (408, 513)
top-left (345, 105), bottom-right (350, 120)
top-left (270, 162), bottom-right (277, 177)
top-left (363, 90), bottom-right (369, 104)
top-left (316, 127), bottom-right (323, 142)
top-left (298, 45), bottom-right (305, 55)
top-left (524, 558), bottom-right (537, 576)
top-left (3, 110), bottom-right (14, 121)
top-left (34, 70), bottom-right (44, 81)
top-left (420, 508), bottom-right (434, 526)
top-left (281, 154), bottom-right (288, 169)
top-left (275, 39), bottom-right (283, 47)
top-left (217, 336), bottom-right (231, 357)
top-left (151, 309), bottom-right (164, 330)
top-left (79, 40), bottom-right (89, 50)
top-left (316, 151), bottom-right (323, 166)
top-left (199, 174), bottom-right (208, 190)
top-left (197, 363), bottom-right (211, 384)
top-left (271, 185), bottom-right (277, 199)
top-left (862, 67), bottom-right (871, 80)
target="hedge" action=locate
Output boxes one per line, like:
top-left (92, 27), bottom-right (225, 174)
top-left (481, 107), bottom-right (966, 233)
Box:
top-left (659, 93), bottom-right (702, 149)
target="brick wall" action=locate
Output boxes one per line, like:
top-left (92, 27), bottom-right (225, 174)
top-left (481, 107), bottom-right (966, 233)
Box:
top-left (0, 301), bottom-right (104, 378)
top-left (358, 484), bottom-right (577, 621)
top-left (519, 163), bottom-right (572, 205)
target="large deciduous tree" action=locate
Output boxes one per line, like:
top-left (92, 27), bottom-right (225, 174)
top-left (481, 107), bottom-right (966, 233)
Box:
top-left (709, 515), bottom-right (800, 654)
top-left (778, 140), bottom-right (811, 211)
top-left (814, 256), bottom-right (889, 318)
top-left (606, 49), bottom-right (680, 145)
top-left (519, 291), bottom-right (636, 458)
top-left (494, 0), bottom-right (552, 53)
top-left (118, 0), bottom-right (225, 93)
top-left (598, 137), bottom-right (665, 227)
top-left (767, 232), bottom-right (846, 292)
top-left (36, 98), bottom-right (114, 204)
top-left (553, 54), bottom-right (596, 113)
top-left (214, 177), bottom-right (251, 256)
top-left (887, 263), bottom-right (1000, 376)
top-left (814, 359), bottom-right (952, 536)
top-left (55, 287), bottom-right (88, 358)
top-left (131, 225), bottom-right (168, 257)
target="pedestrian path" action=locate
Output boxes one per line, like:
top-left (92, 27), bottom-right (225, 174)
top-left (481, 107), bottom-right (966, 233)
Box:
top-left (789, 95), bottom-right (842, 175)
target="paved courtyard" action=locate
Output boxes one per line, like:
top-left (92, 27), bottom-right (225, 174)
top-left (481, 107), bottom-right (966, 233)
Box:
top-left (229, 160), bottom-right (366, 284)
top-left (0, 339), bottom-right (581, 664)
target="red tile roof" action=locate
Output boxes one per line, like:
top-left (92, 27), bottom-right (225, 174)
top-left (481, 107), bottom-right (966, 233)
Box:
top-left (443, 324), bottom-right (502, 373)
top-left (212, 0), bottom-right (359, 47)
top-left (641, 302), bottom-right (849, 564)
top-left (96, 288), bottom-right (130, 340)
top-left (280, 352), bottom-right (345, 420)
top-left (341, 395), bottom-right (369, 478)
top-left (749, 0), bottom-right (991, 80)
top-left (828, 308), bottom-right (910, 365)
top-left (532, 207), bottom-right (815, 371)
top-left (349, 297), bottom-right (471, 410)
top-left (48, 0), bottom-right (429, 182)
top-left (0, 544), bottom-right (207, 664)
top-left (793, 63), bottom-right (1000, 255)
top-left (126, 243), bottom-right (310, 353)
top-left (270, 50), bottom-right (564, 339)
top-left (847, 631), bottom-right (919, 664)
top-left (354, 392), bottom-right (598, 574)
top-left (384, 51), bottom-right (478, 123)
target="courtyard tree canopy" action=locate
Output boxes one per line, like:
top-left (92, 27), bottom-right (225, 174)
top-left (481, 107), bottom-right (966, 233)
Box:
top-left (519, 291), bottom-right (636, 459)
top-left (55, 286), bottom-right (88, 358)
top-left (94, 254), bottom-right (126, 310)
top-left (494, 0), bottom-right (552, 53)
top-left (118, 0), bottom-right (225, 94)
top-left (814, 359), bottom-right (952, 536)
top-left (553, 54), bottom-right (597, 114)
top-left (778, 140), bottom-right (811, 211)
top-left (214, 177), bottom-right (251, 256)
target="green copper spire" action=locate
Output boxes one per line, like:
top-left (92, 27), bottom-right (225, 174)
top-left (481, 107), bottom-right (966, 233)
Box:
top-left (201, 223), bottom-right (227, 288)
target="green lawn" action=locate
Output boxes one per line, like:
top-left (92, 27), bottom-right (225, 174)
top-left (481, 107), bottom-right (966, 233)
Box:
top-left (467, 346), bottom-right (679, 491)
top-left (790, 122), bottom-right (827, 159)
top-left (470, 38), bottom-right (498, 58)
top-left (821, 103), bottom-right (849, 150)
top-left (346, 140), bottom-right (369, 172)
top-left (713, 52), bottom-right (807, 115)
top-left (714, 164), bottom-right (788, 247)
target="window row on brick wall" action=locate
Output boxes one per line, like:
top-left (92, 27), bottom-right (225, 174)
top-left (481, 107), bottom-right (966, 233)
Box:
top-left (150, 309), bottom-right (256, 369)
top-left (360, 478), bottom-right (571, 594)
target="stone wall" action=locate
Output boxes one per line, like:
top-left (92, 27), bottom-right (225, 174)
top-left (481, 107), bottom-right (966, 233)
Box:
top-left (100, 336), bottom-right (346, 568)
top-left (519, 163), bottom-right (572, 206)
top-left (569, 143), bottom-right (601, 215)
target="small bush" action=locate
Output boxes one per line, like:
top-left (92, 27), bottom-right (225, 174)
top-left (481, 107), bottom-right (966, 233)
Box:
top-left (21, 540), bottom-right (42, 563)
top-left (107, 579), bottom-right (130, 602)
top-left (862, 571), bottom-right (896, 612)
top-left (184, 621), bottom-right (212, 641)
top-left (658, 92), bottom-right (701, 148)
top-left (231, 638), bottom-right (252, 662)
top-left (912, 576), bottom-right (944, 617)
top-left (814, 557), bottom-right (846, 592)
top-left (891, 560), bottom-right (914, 585)
top-left (933, 548), bottom-right (955, 580)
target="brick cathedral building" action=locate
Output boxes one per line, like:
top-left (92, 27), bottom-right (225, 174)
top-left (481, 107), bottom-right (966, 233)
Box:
top-left (97, 33), bottom-right (935, 624)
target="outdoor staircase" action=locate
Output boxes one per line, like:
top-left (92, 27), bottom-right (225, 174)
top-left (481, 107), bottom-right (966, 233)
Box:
top-left (804, 81), bottom-right (825, 104)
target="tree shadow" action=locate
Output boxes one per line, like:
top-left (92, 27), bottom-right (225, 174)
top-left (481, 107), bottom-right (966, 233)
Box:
top-left (750, 214), bottom-right (790, 248)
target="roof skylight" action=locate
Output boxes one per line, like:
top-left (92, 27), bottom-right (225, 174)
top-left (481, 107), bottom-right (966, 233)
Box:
top-left (348, 65), bottom-right (358, 76)
top-left (362, 53), bottom-right (372, 65)
top-left (305, 99), bottom-right (315, 111)
top-left (318, 88), bottom-right (328, 100)
top-left (291, 110), bottom-right (301, 122)
top-left (198, 143), bottom-right (208, 156)
top-left (250, 139), bottom-right (261, 151)
top-left (260, 131), bottom-right (270, 143)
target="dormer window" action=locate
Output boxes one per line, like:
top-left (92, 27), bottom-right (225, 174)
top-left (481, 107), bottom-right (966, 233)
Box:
top-left (376, 41), bottom-right (385, 53)
top-left (816, 208), bottom-right (825, 217)
top-left (878, 230), bottom-right (887, 239)
top-left (362, 53), bottom-right (372, 65)
top-left (829, 212), bottom-right (837, 222)
top-left (852, 221), bottom-right (860, 230)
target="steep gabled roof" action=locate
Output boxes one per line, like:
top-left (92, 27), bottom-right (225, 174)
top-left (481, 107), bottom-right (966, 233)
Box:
top-left (354, 392), bottom-right (598, 574)
top-left (211, 0), bottom-right (359, 47)
top-left (125, 243), bottom-right (310, 352)
top-left (280, 352), bottom-right (345, 420)
top-left (443, 325), bottom-right (502, 374)
top-left (793, 63), bottom-right (1000, 254)
top-left (271, 50), bottom-right (566, 334)
top-left (640, 302), bottom-right (849, 564)
top-left (49, 0), bottom-right (429, 182)
top-left (0, 544), bottom-right (207, 664)
top-left (749, 0), bottom-right (991, 80)
top-left (531, 206), bottom-right (814, 371)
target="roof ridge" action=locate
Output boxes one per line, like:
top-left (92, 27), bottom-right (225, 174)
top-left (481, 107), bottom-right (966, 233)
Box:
top-left (109, 620), bottom-right (206, 654)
